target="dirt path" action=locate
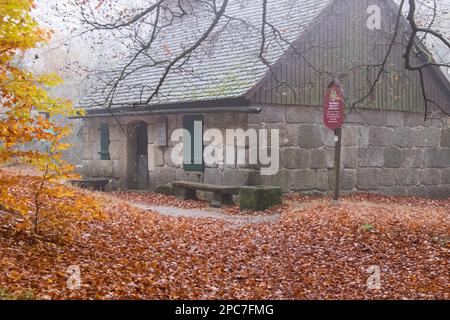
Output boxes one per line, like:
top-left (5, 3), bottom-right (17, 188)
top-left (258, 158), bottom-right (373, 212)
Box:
top-left (130, 202), bottom-right (281, 226)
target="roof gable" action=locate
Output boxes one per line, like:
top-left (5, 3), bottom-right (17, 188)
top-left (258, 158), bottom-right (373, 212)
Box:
top-left (248, 0), bottom-right (450, 113)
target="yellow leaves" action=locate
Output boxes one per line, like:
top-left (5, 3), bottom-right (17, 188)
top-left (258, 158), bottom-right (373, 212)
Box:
top-left (1, 0), bottom-right (79, 178)
top-left (0, 0), bottom-right (49, 58)
top-left (37, 73), bottom-right (63, 87)
top-left (7, 270), bottom-right (22, 282)
top-left (0, 170), bottom-right (104, 243)
top-left (0, 0), bottom-right (84, 243)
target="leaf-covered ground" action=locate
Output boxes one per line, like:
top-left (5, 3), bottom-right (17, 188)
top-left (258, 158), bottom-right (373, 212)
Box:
top-left (0, 172), bottom-right (448, 299)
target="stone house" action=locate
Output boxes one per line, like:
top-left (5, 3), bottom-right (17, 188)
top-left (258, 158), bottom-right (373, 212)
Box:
top-left (77, 0), bottom-right (450, 198)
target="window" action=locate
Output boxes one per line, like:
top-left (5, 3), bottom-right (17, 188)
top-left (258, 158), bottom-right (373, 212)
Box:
top-left (183, 115), bottom-right (204, 172)
top-left (99, 123), bottom-right (110, 160)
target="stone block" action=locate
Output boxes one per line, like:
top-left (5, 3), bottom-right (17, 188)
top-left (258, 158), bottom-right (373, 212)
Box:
top-left (286, 106), bottom-right (318, 123)
top-left (419, 169), bottom-right (441, 185)
top-left (239, 186), bottom-right (282, 211)
top-left (108, 141), bottom-right (122, 161)
top-left (282, 148), bottom-right (310, 169)
top-left (369, 127), bottom-right (393, 146)
top-left (175, 168), bottom-right (188, 181)
top-left (263, 105), bottom-right (285, 123)
top-left (111, 160), bottom-right (122, 179)
top-left (414, 128), bottom-right (441, 147)
top-left (394, 128), bottom-right (415, 147)
top-left (223, 169), bottom-right (248, 186)
top-left (154, 167), bottom-right (176, 186)
top-left (383, 147), bottom-right (402, 168)
top-left (248, 170), bottom-right (265, 186)
top-left (211, 192), bottom-right (234, 208)
top-left (329, 169), bottom-right (356, 191)
top-left (407, 186), bottom-right (428, 198)
top-left (322, 127), bottom-right (336, 147)
top-left (310, 149), bottom-right (334, 169)
top-left (380, 168), bottom-right (396, 186)
top-left (247, 111), bottom-right (264, 124)
top-left (82, 142), bottom-right (93, 160)
top-left (441, 131), bottom-right (450, 147)
top-left (404, 112), bottom-right (426, 127)
top-left (342, 148), bottom-right (357, 168)
top-left (292, 169), bottom-right (316, 191)
top-left (109, 124), bottom-right (125, 142)
top-left (205, 168), bottom-right (224, 185)
top-left (356, 168), bottom-right (380, 190)
top-left (427, 185), bottom-right (450, 199)
top-left (361, 110), bottom-right (387, 126)
top-left (396, 168), bottom-right (419, 186)
top-left (155, 147), bottom-right (165, 167)
top-left (358, 147), bottom-right (384, 167)
top-left (424, 149), bottom-right (450, 168)
top-left (342, 126), bottom-right (359, 146)
top-left (280, 124), bottom-right (299, 147)
top-left (316, 169), bottom-right (330, 191)
top-left (345, 111), bottom-right (364, 124)
top-left (430, 118), bottom-right (445, 128)
top-left (298, 124), bottom-right (324, 148)
top-left (402, 149), bottom-right (423, 168)
top-left (359, 127), bottom-right (370, 147)
top-left (379, 186), bottom-right (408, 196)
top-left (266, 169), bottom-right (292, 193)
top-left (148, 144), bottom-right (155, 172)
top-left (90, 160), bottom-right (113, 177)
top-left (175, 187), bottom-right (197, 201)
top-left (441, 169), bottom-right (450, 184)
top-left (386, 112), bottom-right (404, 127)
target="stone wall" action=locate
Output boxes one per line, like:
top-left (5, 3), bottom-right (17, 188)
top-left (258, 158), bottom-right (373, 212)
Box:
top-left (79, 117), bottom-right (128, 189)
top-left (79, 113), bottom-right (254, 190)
top-left (147, 113), bottom-right (254, 190)
top-left (80, 105), bottom-right (449, 198)
top-left (248, 104), bottom-right (450, 198)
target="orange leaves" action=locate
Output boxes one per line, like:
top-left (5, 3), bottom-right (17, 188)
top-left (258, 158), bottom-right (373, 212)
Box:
top-left (0, 178), bottom-right (448, 300)
top-left (0, 170), bottom-right (104, 242)
top-left (0, 0), bottom-right (86, 246)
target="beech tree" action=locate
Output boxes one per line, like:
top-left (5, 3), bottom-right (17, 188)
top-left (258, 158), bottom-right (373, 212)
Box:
top-left (0, 0), bottom-right (101, 240)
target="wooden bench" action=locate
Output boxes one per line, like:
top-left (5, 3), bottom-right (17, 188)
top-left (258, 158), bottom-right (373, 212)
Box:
top-left (66, 178), bottom-right (111, 191)
top-left (172, 181), bottom-right (240, 208)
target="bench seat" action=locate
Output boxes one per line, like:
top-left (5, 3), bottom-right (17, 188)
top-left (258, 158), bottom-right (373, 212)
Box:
top-left (172, 181), bottom-right (240, 207)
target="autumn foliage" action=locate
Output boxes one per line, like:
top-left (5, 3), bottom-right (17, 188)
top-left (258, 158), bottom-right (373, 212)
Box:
top-left (0, 176), bottom-right (448, 299)
top-left (0, 0), bottom-right (101, 239)
top-left (0, 170), bottom-right (103, 241)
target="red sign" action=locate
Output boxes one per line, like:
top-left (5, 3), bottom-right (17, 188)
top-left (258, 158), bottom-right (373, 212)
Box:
top-left (323, 81), bottom-right (345, 131)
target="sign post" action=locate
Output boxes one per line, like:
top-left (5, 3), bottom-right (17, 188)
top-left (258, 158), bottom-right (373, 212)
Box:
top-left (323, 80), bottom-right (345, 201)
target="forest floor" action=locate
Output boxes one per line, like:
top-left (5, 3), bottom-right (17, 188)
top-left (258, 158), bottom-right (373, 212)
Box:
top-left (0, 169), bottom-right (448, 299)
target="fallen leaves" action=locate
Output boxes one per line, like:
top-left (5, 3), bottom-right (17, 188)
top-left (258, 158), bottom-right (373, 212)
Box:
top-left (0, 171), bottom-right (448, 300)
top-left (0, 170), bottom-right (104, 242)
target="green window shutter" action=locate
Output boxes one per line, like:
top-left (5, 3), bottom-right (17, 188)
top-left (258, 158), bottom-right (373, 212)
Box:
top-left (183, 115), bottom-right (204, 172)
top-left (99, 123), bottom-right (110, 160)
